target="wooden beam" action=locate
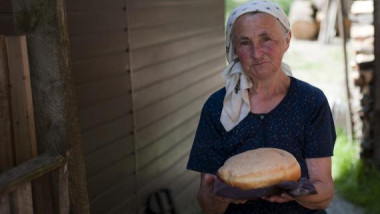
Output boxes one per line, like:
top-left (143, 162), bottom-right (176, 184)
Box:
top-left (0, 153), bottom-right (65, 195)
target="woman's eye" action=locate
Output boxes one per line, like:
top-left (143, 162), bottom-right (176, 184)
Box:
top-left (263, 37), bottom-right (271, 42)
top-left (240, 41), bottom-right (250, 45)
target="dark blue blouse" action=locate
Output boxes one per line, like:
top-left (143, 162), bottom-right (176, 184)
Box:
top-left (187, 77), bottom-right (336, 214)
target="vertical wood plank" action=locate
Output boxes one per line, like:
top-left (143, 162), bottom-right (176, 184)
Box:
top-left (5, 35), bottom-right (37, 214)
top-left (0, 194), bottom-right (11, 214)
top-left (11, 183), bottom-right (34, 214)
top-left (32, 175), bottom-right (54, 213)
top-left (5, 35), bottom-right (38, 162)
top-left (51, 163), bottom-right (70, 214)
top-left (0, 35), bottom-right (14, 172)
top-left (32, 162), bottom-right (69, 214)
top-left (0, 34), bottom-right (14, 214)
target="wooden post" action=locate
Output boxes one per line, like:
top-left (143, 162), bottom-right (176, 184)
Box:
top-left (373, 0), bottom-right (380, 169)
top-left (337, 0), bottom-right (354, 141)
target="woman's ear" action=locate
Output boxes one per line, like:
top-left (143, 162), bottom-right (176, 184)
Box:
top-left (284, 31), bottom-right (291, 51)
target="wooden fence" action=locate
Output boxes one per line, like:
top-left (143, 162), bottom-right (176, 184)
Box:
top-left (0, 35), bottom-right (68, 213)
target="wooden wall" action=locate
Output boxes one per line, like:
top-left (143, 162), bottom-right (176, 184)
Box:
top-left (66, 0), bottom-right (136, 213)
top-left (67, 0), bottom-right (225, 213)
top-left (0, 0), bottom-right (14, 35)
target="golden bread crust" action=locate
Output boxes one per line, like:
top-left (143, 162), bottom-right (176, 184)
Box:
top-left (217, 148), bottom-right (301, 190)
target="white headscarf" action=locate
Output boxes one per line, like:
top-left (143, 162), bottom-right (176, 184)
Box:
top-left (220, 0), bottom-right (293, 132)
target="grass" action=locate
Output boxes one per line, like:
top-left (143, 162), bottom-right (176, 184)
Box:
top-left (332, 130), bottom-right (380, 214)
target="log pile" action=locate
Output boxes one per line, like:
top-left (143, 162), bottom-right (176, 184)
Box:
top-left (349, 0), bottom-right (374, 159)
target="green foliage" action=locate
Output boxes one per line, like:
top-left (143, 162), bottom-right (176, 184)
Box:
top-left (333, 130), bottom-right (380, 214)
top-left (225, 0), bottom-right (295, 18)
top-left (274, 0), bottom-right (294, 15)
top-left (332, 130), bottom-right (360, 179)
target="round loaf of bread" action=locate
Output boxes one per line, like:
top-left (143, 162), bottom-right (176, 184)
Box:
top-left (217, 148), bottom-right (301, 190)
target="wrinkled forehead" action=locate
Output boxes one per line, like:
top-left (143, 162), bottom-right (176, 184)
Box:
top-left (232, 12), bottom-right (287, 36)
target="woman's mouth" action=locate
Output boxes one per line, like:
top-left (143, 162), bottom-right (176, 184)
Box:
top-left (253, 61), bottom-right (268, 66)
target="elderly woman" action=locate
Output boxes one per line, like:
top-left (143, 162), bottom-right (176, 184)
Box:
top-left (187, 0), bottom-right (336, 214)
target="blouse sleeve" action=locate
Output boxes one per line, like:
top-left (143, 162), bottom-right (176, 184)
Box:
top-left (304, 91), bottom-right (336, 158)
top-left (186, 96), bottom-right (226, 174)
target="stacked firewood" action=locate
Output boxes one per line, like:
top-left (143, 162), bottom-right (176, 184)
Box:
top-left (349, 0), bottom-right (374, 159)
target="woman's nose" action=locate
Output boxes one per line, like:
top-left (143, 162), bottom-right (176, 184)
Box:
top-left (250, 44), bottom-right (263, 59)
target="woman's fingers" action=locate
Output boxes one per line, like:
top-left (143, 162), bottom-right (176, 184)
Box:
top-left (198, 173), bottom-right (230, 214)
top-left (201, 173), bottom-right (247, 206)
top-left (230, 199), bottom-right (247, 204)
top-left (218, 197), bottom-right (247, 204)
top-left (262, 193), bottom-right (294, 203)
top-left (280, 193), bottom-right (294, 201)
top-left (204, 173), bottom-right (216, 185)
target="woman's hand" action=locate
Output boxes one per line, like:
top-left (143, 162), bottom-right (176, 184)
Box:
top-left (198, 173), bottom-right (246, 214)
top-left (263, 157), bottom-right (334, 210)
top-left (294, 157), bottom-right (334, 210)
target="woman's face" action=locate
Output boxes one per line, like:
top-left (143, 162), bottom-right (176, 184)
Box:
top-left (233, 13), bottom-right (290, 80)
